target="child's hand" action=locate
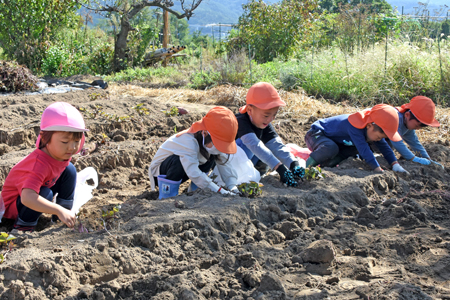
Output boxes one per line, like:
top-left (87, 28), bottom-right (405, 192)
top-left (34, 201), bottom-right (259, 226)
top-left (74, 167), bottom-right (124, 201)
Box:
top-left (412, 157), bottom-right (431, 165)
top-left (57, 208), bottom-right (76, 228)
top-left (392, 162), bottom-right (409, 174)
top-left (430, 160), bottom-right (444, 169)
top-left (230, 186), bottom-right (241, 195)
top-left (276, 164), bottom-right (298, 187)
top-left (290, 161), bottom-right (305, 180)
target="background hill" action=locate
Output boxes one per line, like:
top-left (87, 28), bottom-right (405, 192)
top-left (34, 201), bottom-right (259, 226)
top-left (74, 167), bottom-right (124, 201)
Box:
top-left (84, 0), bottom-right (449, 30)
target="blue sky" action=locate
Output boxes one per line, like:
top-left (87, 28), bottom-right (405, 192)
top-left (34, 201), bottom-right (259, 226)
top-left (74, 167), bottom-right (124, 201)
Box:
top-left (388, 0), bottom-right (450, 15)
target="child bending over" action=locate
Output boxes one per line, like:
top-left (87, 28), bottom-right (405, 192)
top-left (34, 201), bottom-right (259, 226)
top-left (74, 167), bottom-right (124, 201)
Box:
top-left (305, 104), bottom-right (408, 173)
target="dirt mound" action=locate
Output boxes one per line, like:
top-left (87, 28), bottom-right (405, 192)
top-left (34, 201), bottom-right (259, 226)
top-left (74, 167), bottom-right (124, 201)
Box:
top-left (1, 87), bottom-right (450, 300)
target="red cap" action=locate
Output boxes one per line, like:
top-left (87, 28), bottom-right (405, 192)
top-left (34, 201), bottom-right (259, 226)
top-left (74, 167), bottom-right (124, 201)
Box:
top-left (177, 106), bottom-right (238, 154)
top-left (348, 104), bottom-right (402, 142)
top-left (397, 96), bottom-right (440, 127)
top-left (239, 82), bottom-right (286, 113)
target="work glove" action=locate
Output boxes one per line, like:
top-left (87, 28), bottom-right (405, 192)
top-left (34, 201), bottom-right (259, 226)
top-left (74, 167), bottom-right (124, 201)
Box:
top-left (430, 160), bottom-right (444, 169)
top-left (219, 188), bottom-right (233, 195)
top-left (412, 157), bottom-right (431, 165)
top-left (290, 161), bottom-right (305, 180)
top-left (276, 164), bottom-right (298, 187)
top-left (208, 182), bottom-right (232, 195)
top-left (230, 186), bottom-right (240, 195)
top-left (392, 163), bottom-right (409, 174)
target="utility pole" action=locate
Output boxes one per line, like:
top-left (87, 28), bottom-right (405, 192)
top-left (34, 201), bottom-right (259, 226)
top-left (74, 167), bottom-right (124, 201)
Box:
top-left (163, 9), bottom-right (170, 67)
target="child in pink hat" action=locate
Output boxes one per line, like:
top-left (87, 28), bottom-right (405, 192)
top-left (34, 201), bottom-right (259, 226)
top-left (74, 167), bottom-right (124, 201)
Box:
top-left (0, 102), bottom-right (89, 232)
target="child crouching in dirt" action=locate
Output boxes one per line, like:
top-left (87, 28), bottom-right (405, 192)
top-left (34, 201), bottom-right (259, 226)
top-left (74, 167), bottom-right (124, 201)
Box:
top-left (389, 96), bottom-right (442, 167)
top-left (304, 104), bottom-right (408, 173)
top-left (235, 82), bottom-right (305, 187)
top-left (0, 102), bottom-right (88, 232)
top-left (149, 106), bottom-right (240, 198)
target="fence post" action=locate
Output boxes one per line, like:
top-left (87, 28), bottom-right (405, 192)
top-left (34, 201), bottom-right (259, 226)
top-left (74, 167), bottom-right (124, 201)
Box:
top-left (248, 44), bottom-right (252, 85)
top-left (358, 7), bottom-right (361, 54)
top-left (311, 33), bottom-right (315, 82)
top-left (200, 46), bottom-right (203, 74)
top-left (437, 27), bottom-right (444, 102)
top-left (384, 22), bottom-right (389, 75)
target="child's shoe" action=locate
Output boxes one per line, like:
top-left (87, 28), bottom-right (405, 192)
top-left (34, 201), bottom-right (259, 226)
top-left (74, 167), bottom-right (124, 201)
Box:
top-left (13, 224), bottom-right (35, 232)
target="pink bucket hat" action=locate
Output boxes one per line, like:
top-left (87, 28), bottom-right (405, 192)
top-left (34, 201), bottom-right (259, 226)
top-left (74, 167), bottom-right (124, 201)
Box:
top-left (36, 102), bottom-right (89, 153)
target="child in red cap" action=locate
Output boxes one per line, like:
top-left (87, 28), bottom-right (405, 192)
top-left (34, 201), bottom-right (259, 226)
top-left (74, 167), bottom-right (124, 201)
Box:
top-left (149, 106), bottom-right (240, 198)
top-left (304, 104), bottom-right (408, 173)
top-left (235, 82), bottom-right (305, 187)
top-left (1, 102), bottom-right (88, 232)
top-left (390, 96), bottom-right (442, 167)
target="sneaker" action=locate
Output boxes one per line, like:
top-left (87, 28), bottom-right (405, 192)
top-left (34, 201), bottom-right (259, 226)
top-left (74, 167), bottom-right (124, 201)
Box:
top-left (13, 224), bottom-right (35, 232)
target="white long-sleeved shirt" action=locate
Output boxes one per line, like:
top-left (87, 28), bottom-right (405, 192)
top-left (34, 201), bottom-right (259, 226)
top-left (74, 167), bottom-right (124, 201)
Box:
top-left (148, 133), bottom-right (238, 191)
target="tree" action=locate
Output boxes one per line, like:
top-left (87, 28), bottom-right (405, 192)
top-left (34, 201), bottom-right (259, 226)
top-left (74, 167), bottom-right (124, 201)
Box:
top-left (80, 0), bottom-right (203, 71)
top-left (318, 0), bottom-right (392, 14)
top-left (0, 0), bottom-right (80, 70)
top-left (234, 0), bottom-right (319, 63)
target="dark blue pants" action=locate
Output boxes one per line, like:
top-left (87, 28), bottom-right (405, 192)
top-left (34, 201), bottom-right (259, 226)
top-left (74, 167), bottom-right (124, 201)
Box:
top-left (305, 129), bottom-right (359, 167)
top-left (154, 155), bottom-right (216, 186)
top-left (15, 163), bottom-right (77, 226)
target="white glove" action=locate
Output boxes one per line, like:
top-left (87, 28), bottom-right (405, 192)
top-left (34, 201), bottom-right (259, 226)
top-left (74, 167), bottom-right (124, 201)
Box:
top-left (230, 186), bottom-right (240, 195)
top-left (412, 157), bottom-right (431, 165)
top-left (392, 163), bottom-right (409, 174)
top-left (219, 188), bottom-right (232, 195)
top-left (207, 182), bottom-right (232, 195)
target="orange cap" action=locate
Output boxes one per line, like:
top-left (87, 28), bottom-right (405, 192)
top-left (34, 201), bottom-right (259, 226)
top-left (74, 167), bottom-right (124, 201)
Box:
top-left (176, 106), bottom-right (238, 154)
top-left (239, 82), bottom-right (286, 113)
top-left (348, 104), bottom-right (402, 142)
top-left (397, 96), bottom-right (440, 127)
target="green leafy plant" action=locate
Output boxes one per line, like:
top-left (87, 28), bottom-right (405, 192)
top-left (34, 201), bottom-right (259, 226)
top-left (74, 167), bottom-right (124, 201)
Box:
top-left (189, 71), bottom-right (221, 89)
top-left (304, 166), bottom-right (326, 180)
top-left (163, 106), bottom-right (179, 117)
top-left (238, 181), bottom-right (263, 198)
top-left (0, 232), bottom-right (17, 264)
top-left (88, 92), bottom-right (104, 101)
top-left (41, 45), bottom-right (70, 76)
top-left (132, 103), bottom-right (150, 116)
top-left (101, 205), bottom-right (121, 234)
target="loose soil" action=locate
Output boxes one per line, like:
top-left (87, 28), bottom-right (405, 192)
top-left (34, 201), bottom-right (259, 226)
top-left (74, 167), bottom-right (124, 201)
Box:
top-left (0, 86), bottom-right (450, 300)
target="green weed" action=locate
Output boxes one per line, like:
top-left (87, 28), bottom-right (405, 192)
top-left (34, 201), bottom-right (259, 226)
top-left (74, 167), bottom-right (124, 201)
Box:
top-left (238, 181), bottom-right (263, 198)
top-left (304, 166), bottom-right (326, 181)
top-left (163, 106), bottom-right (179, 117)
top-left (0, 232), bottom-right (17, 264)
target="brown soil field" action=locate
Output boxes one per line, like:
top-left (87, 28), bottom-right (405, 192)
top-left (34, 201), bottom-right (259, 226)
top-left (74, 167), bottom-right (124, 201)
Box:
top-left (0, 84), bottom-right (449, 300)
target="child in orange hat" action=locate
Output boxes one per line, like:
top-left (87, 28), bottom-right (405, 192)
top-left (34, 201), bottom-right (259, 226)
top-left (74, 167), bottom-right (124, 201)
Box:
top-left (235, 82), bottom-right (305, 187)
top-left (149, 106), bottom-right (240, 198)
top-left (390, 96), bottom-right (442, 167)
top-left (304, 104), bottom-right (408, 173)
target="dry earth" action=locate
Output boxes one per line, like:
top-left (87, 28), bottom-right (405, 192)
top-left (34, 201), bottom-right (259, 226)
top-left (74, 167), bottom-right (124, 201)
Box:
top-left (0, 84), bottom-right (449, 300)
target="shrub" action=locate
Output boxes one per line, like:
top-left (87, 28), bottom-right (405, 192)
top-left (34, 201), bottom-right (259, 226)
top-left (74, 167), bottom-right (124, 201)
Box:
top-left (189, 70), bottom-right (221, 89)
top-left (0, 61), bottom-right (39, 92)
top-left (41, 45), bottom-right (70, 76)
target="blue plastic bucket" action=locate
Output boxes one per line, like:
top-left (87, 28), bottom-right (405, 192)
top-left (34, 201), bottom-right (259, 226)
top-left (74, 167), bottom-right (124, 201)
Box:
top-left (157, 175), bottom-right (182, 199)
